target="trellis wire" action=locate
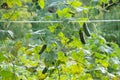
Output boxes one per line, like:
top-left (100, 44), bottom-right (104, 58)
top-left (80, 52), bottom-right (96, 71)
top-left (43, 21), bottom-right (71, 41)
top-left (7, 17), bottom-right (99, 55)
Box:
top-left (0, 20), bottom-right (120, 23)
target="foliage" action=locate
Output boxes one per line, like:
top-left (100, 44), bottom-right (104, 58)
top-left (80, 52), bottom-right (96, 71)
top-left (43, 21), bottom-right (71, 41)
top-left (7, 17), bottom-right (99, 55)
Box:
top-left (0, 0), bottom-right (120, 80)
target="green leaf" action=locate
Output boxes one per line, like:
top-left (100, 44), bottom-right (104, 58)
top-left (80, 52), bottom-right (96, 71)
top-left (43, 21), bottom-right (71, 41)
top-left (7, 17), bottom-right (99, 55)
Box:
top-left (0, 70), bottom-right (18, 80)
top-left (44, 51), bottom-right (57, 67)
top-left (0, 52), bottom-right (6, 62)
top-left (95, 52), bottom-right (106, 59)
top-left (14, 0), bottom-right (22, 6)
top-left (100, 0), bottom-right (108, 3)
top-left (94, 67), bottom-right (107, 74)
top-left (99, 45), bottom-right (113, 54)
top-left (72, 50), bottom-right (84, 62)
top-left (57, 8), bottom-right (72, 18)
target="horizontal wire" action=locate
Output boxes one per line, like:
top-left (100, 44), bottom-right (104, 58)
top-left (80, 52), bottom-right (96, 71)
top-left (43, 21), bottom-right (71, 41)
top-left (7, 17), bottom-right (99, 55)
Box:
top-left (0, 20), bottom-right (120, 23)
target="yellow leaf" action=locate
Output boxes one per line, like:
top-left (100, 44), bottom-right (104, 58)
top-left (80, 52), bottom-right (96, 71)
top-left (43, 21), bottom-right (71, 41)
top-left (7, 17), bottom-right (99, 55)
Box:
top-left (25, 48), bottom-right (34, 55)
top-left (71, 1), bottom-right (82, 8)
top-left (101, 61), bottom-right (109, 68)
top-left (60, 75), bottom-right (67, 80)
top-left (69, 64), bottom-right (83, 74)
top-left (48, 26), bottom-right (55, 33)
top-left (37, 71), bottom-right (48, 79)
top-left (38, 0), bottom-right (44, 9)
top-left (58, 51), bottom-right (68, 62)
top-left (113, 77), bottom-right (119, 80)
top-left (57, 8), bottom-right (72, 18)
top-left (61, 37), bottom-right (69, 45)
top-left (58, 32), bottom-right (64, 38)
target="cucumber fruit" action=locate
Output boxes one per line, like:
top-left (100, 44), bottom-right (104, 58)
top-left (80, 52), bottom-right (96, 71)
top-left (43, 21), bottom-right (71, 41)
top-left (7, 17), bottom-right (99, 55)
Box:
top-left (79, 30), bottom-right (86, 44)
top-left (39, 44), bottom-right (47, 54)
top-left (83, 23), bottom-right (91, 37)
top-left (42, 67), bottom-right (48, 74)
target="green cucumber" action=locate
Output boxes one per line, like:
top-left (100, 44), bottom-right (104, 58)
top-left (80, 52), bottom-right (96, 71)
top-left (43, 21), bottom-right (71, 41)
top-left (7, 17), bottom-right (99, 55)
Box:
top-left (42, 67), bottom-right (48, 74)
top-left (79, 30), bottom-right (86, 44)
top-left (1, 3), bottom-right (9, 9)
top-left (39, 44), bottom-right (47, 54)
top-left (83, 23), bottom-right (91, 37)
top-left (48, 6), bottom-right (57, 13)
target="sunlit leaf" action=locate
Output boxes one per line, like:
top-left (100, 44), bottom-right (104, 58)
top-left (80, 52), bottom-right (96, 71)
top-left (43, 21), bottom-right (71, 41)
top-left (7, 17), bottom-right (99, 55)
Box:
top-left (71, 1), bottom-right (82, 8)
